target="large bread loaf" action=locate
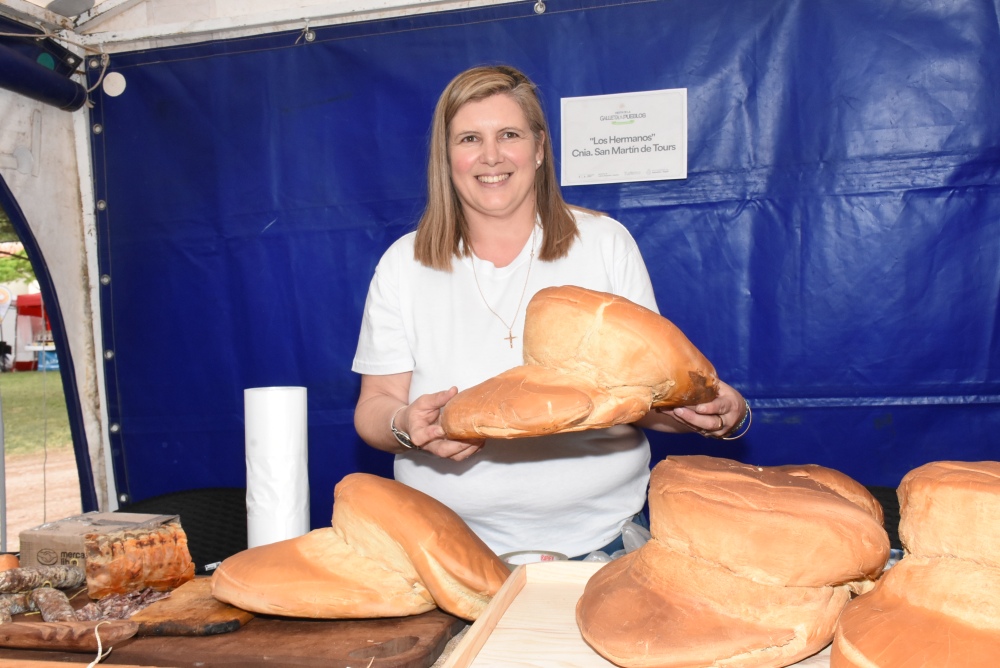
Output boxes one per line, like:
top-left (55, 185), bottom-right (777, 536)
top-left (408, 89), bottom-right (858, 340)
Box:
top-left (578, 540), bottom-right (851, 668)
top-left (441, 286), bottom-right (718, 439)
top-left (649, 456), bottom-right (889, 587)
top-left (577, 456), bottom-right (889, 667)
top-left (207, 527), bottom-right (435, 619)
top-left (330, 473), bottom-right (511, 621)
top-left (897, 460), bottom-right (1000, 566)
top-left (832, 555), bottom-right (1000, 666)
top-left (211, 473), bottom-right (509, 621)
top-left (832, 460), bottom-right (1000, 667)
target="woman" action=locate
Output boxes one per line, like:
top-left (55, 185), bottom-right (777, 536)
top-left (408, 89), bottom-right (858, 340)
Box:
top-left (353, 65), bottom-right (749, 558)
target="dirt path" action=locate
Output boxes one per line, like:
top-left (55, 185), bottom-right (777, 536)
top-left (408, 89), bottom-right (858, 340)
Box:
top-left (3, 447), bottom-right (82, 553)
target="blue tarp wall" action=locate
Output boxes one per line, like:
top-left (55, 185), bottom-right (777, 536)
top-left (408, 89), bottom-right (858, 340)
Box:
top-left (82, 0), bottom-right (1000, 523)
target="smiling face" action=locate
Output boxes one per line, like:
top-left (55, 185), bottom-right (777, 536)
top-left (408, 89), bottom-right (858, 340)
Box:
top-left (448, 93), bottom-right (545, 229)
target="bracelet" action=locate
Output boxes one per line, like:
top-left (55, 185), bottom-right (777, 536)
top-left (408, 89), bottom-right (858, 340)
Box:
top-left (721, 399), bottom-right (752, 441)
top-left (390, 406), bottom-right (419, 449)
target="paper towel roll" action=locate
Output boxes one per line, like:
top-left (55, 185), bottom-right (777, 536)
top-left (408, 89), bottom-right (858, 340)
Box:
top-left (245, 386), bottom-right (310, 548)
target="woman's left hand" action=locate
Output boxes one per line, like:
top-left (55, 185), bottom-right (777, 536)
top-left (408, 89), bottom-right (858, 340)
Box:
top-left (670, 380), bottom-right (747, 438)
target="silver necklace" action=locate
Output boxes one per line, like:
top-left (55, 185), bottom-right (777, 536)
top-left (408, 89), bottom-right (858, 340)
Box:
top-left (470, 228), bottom-right (536, 348)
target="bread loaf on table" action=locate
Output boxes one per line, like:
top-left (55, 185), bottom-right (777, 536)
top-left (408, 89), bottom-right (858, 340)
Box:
top-left (897, 460), bottom-right (1000, 566)
top-left (209, 527), bottom-right (436, 619)
top-left (577, 455), bottom-right (889, 668)
top-left (649, 456), bottom-right (889, 588)
top-left (832, 556), bottom-right (1000, 667)
top-left (771, 463), bottom-right (885, 527)
top-left (211, 473), bottom-right (509, 621)
top-left (442, 286), bottom-right (719, 439)
top-left (832, 460), bottom-right (1000, 667)
top-left (578, 540), bottom-right (851, 668)
top-left (330, 473), bottom-right (512, 620)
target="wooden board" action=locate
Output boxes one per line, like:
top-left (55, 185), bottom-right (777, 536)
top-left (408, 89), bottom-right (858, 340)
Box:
top-left (0, 661), bottom-right (162, 668)
top-left (442, 561), bottom-right (612, 668)
top-left (0, 620), bottom-right (138, 652)
top-left (440, 561), bottom-right (833, 668)
top-left (130, 577), bottom-right (253, 636)
top-left (0, 609), bottom-right (468, 667)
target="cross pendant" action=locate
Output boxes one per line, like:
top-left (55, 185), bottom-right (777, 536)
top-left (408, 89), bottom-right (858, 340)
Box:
top-left (504, 331), bottom-right (517, 348)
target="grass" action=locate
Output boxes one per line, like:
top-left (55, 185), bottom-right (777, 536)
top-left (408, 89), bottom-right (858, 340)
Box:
top-left (0, 370), bottom-right (73, 455)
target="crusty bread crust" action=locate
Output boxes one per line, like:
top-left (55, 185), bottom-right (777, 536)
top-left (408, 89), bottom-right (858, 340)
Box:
top-left (577, 541), bottom-right (850, 668)
top-left (832, 556), bottom-right (1000, 667)
top-left (577, 456), bottom-right (889, 668)
top-left (211, 473), bottom-right (509, 620)
top-left (772, 463), bottom-right (885, 526)
top-left (898, 460), bottom-right (1000, 566)
top-left (441, 286), bottom-right (718, 439)
top-left (331, 473), bottom-right (512, 621)
top-left (650, 456), bottom-right (890, 587)
top-left (831, 460), bottom-right (1000, 667)
top-left (210, 527), bottom-right (436, 619)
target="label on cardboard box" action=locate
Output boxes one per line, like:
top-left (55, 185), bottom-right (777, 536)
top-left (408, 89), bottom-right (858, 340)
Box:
top-left (19, 511), bottom-right (179, 568)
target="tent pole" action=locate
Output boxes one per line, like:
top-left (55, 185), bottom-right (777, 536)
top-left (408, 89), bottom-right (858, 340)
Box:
top-left (0, 390), bottom-right (6, 553)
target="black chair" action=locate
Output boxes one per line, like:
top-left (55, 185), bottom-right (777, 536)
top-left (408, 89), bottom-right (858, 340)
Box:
top-left (865, 486), bottom-right (901, 551)
top-left (118, 487), bottom-right (248, 574)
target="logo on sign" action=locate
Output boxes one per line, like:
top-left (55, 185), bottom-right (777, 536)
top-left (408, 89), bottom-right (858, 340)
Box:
top-left (37, 548), bottom-right (58, 566)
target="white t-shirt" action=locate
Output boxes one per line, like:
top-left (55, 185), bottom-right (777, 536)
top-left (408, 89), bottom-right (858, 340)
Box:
top-left (353, 210), bottom-right (659, 557)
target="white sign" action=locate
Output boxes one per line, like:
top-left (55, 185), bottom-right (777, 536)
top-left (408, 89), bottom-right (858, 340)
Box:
top-left (560, 88), bottom-right (687, 186)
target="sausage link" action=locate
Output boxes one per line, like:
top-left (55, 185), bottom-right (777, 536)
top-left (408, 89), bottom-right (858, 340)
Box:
top-left (30, 587), bottom-right (77, 622)
top-left (0, 566), bottom-right (86, 593)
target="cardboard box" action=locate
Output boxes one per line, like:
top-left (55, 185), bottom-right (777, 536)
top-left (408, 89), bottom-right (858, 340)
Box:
top-left (18, 511), bottom-right (180, 568)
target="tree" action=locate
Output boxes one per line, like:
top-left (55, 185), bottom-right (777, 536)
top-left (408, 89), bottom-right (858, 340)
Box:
top-left (0, 205), bottom-right (15, 241)
top-left (0, 204), bottom-right (36, 284)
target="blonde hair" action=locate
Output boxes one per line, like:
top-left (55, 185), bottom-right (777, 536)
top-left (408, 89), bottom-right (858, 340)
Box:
top-left (414, 65), bottom-right (579, 270)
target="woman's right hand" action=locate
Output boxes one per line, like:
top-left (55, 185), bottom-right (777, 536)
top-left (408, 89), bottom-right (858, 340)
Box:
top-left (398, 387), bottom-right (485, 461)
top-left (356, 373), bottom-right (484, 461)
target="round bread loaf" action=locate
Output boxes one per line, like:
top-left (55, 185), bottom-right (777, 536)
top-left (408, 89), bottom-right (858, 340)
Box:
top-left (577, 540), bottom-right (850, 668)
top-left (331, 473), bottom-right (511, 621)
top-left (210, 527), bottom-right (435, 618)
top-left (212, 473), bottom-right (509, 621)
top-left (897, 460), bottom-right (1000, 566)
top-left (522, 286), bottom-right (718, 408)
top-left (832, 555), bottom-right (1000, 667)
top-left (772, 463), bottom-right (885, 526)
top-left (649, 456), bottom-right (890, 587)
top-left (437, 365), bottom-right (600, 439)
top-left (441, 285), bottom-right (718, 439)
top-left (438, 364), bottom-right (658, 439)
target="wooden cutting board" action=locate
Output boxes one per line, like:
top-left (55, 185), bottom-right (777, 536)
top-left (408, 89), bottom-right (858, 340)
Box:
top-left (131, 577), bottom-right (252, 636)
top-left (0, 620), bottom-right (138, 652)
top-left (0, 609), bottom-right (468, 667)
top-left (443, 562), bottom-right (832, 668)
top-left (114, 610), bottom-right (467, 667)
top-left (0, 576), bottom-right (467, 666)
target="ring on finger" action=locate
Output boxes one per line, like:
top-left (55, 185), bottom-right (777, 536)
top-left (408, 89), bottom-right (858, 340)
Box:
top-left (716, 415), bottom-right (725, 431)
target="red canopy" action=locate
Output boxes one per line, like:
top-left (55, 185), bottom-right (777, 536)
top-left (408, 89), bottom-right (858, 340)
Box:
top-left (15, 293), bottom-right (50, 328)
